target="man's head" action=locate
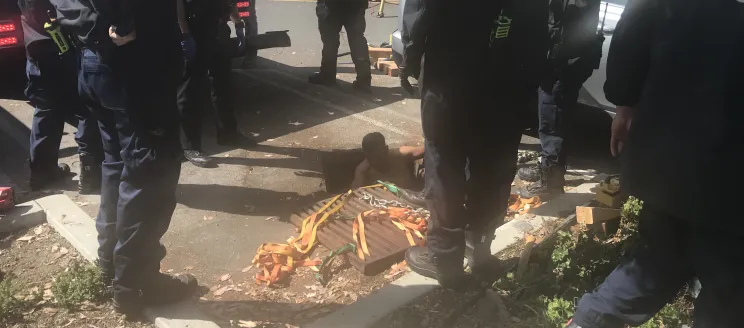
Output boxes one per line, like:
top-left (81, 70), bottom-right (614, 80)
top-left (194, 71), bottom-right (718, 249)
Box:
top-left (362, 132), bottom-right (389, 169)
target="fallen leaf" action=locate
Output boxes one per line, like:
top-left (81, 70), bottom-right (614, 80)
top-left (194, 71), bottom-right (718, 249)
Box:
top-left (219, 274), bottom-right (232, 282)
top-left (238, 320), bottom-right (258, 328)
top-left (44, 282), bottom-right (52, 289)
top-left (51, 245), bottom-right (59, 253)
top-left (167, 269), bottom-right (174, 273)
top-left (204, 216), bottom-right (214, 221)
top-left (59, 247), bottom-right (69, 255)
top-left (34, 226), bottom-right (45, 235)
top-left (241, 265), bottom-right (253, 273)
top-left (306, 292), bottom-right (317, 298)
top-left (265, 154), bottom-right (274, 157)
top-left (265, 216), bottom-right (277, 221)
top-left (213, 286), bottom-right (229, 296)
top-left (312, 136), bottom-right (318, 139)
top-left (184, 266), bottom-right (195, 271)
top-left (17, 236), bottom-right (34, 242)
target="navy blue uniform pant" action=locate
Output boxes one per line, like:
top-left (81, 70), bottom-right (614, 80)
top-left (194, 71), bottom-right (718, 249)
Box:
top-left (177, 29), bottom-right (236, 151)
top-left (316, 1), bottom-right (371, 79)
top-left (573, 204), bottom-right (744, 328)
top-left (537, 60), bottom-right (593, 168)
top-left (78, 48), bottom-right (182, 303)
top-left (26, 49), bottom-right (101, 176)
top-left (422, 85), bottom-right (524, 272)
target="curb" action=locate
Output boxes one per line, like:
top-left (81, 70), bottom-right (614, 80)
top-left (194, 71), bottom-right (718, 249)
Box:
top-left (307, 182), bottom-right (598, 328)
top-left (0, 199), bottom-right (46, 233)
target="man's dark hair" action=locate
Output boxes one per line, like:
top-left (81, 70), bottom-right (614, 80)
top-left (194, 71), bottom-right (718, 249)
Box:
top-left (362, 132), bottom-right (387, 151)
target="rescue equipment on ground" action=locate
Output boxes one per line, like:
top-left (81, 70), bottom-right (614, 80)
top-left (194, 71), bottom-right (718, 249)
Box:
top-left (252, 183), bottom-right (429, 286)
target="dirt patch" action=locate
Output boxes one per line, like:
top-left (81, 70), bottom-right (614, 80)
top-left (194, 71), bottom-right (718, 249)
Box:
top-left (0, 225), bottom-right (152, 328)
top-left (194, 244), bottom-right (405, 327)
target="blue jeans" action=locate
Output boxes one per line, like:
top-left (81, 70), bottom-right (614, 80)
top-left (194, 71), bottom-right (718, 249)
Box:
top-left (78, 48), bottom-right (181, 305)
top-left (26, 50), bottom-right (102, 176)
top-left (573, 205), bottom-right (744, 328)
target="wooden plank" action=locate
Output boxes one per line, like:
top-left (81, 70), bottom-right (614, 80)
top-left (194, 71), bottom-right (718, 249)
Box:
top-left (368, 47), bottom-right (393, 60)
top-left (595, 190), bottom-right (627, 208)
top-left (576, 206), bottom-right (621, 225)
top-left (289, 188), bottom-right (424, 275)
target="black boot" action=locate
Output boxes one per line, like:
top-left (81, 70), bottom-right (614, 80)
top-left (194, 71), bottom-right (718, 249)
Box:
top-left (518, 165), bottom-right (565, 200)
top-left (114, 273), bottom-right (198, 318)
top-left (308, 72), bottom-right (337, 86)
top-left (399, 188), bottom-right (427, 207)
top-left (29, 163), bottom-right (71, 191)
top-left (517, 164), bottom-right (541, 182)
top-left (183, 150), bottom-right (214, 168)
top-left (78, 154), bottom-right (101, 194)
top-left (352, 76), bottom-right (372, 93)
top-left (405, 246), bottom-right (470, 291)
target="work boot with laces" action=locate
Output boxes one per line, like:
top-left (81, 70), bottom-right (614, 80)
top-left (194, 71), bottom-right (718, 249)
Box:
top-left (29, 163), bottom-right (71, 191)
top-left (518, 164), bottom-right (565, 200)
top-left (183, 150), bottom-right (213, 168)
top-left (405, 246), bottom-right (471, 291)
top-left (114, 273), bottom-right (198, 318)
top-left (517, 164), bottom-right (541, 182)
top-left (78, 154), bottom-right (101, 194)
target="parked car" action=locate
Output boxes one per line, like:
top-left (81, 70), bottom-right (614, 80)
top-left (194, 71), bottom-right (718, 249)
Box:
top-left (390, 0), bottom-right (627, 115)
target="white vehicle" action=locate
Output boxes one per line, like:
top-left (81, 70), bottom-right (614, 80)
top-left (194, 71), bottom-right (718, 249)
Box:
top-left (390, 0), bottom-right (627, 114)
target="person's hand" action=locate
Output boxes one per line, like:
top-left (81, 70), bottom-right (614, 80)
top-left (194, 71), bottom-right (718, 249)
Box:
top-left (610, 105), bottom-right (634, 157)
top-left (181, 33), bottom-right (196, 62)
top-left (235, 21), bottom-right (246, 53)
top-left (400, 71), bottom-right (415, 96)
top-left (109, 27), bottom-right (136, 46)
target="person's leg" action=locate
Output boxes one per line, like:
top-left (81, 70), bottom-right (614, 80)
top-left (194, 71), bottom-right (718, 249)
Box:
top-left (177, 40), bottom-right (212, 167)
top-left (310, 2), bottom-right (343, 84)
top-left (464, 107), bottom-right (523, 274)
top-left (342, 5), bottom-right (372, 89)
top-left (689, 226), bottom-right (744, 328)
top-left (114, 70), bottom-right (192, 314)
top-left (406, 88), bottom-right (468, 288)
top-left (208, 36), bottom-right (256, 148)
top-left (26, 58), bottom-right (67, 189)
top-left (571, 205), bottom-right (694, 328)
top-left (78, 48), bottom-right (124, 283)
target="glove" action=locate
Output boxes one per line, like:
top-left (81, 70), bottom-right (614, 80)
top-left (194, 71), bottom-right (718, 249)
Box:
top-left (235, 21), bottom-right (246, 53)
top-left (181, 33), bottom-right (196, 62)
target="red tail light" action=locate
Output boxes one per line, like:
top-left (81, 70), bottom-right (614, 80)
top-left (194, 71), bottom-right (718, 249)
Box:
top-left (239, 12), bottom-right (250, 17)
top-left (0, 36), bottom-right (18, 46)
top-left (236, 1), bottom-right (250, 8)
top-left (0, 23), bottom-right (16, 33)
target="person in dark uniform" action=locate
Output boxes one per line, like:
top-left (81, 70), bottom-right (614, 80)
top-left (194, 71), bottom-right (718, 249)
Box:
top-left (177, 0), bottom-right (256, 168)
top-left (308, 0), bottom-right (372, 92)
top-left (402, 0), bottom-right (549, 289)
top-left (52, 0), bottom-right (198, 317)
top-left (565, 0), bottom-right (743, 327)
top-left (518, 0), bottom-right (604, 198)
top-left (17, 0), bottom-right (102, 193)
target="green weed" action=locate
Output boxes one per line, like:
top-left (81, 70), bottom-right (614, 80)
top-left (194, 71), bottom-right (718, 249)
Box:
top-left (0, 276), bottom-right (27, 322)
top-left (52, 263), bottom-right (107, 309)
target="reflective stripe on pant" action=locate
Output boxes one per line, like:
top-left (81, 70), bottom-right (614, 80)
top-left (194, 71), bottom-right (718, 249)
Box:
top-left (78, 48), bottom-right (181, 303)
top-left (573, 204), bottom-right (744, 328)
top-left (422, 86), bottom-right (523, 272)
top-left (26, 51), bottom-right (102, 175)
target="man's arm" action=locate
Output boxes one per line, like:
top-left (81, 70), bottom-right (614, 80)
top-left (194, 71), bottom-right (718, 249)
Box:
top-left (603, 0), bottom-right (659, 107)
top-left (398, 145), bottom-right (425, 160)
top-left (351, 160), bottom-right (371, 189)
top-left (109, 0), bottom-right (138, 37)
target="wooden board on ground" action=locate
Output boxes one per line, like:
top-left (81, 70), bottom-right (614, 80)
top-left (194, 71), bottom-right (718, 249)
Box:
top-left (576, 206), bottom-right (621, 225)
top-left (290, 187), bottom-right (421, 275)
top-left (368, 47), bottom-right (392, 61)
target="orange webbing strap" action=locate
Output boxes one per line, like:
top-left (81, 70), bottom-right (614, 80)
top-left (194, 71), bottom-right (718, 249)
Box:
top-left (253, 243), bottom-right (322, 286)
top-left (290, 190), bottom-right (353, 254)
